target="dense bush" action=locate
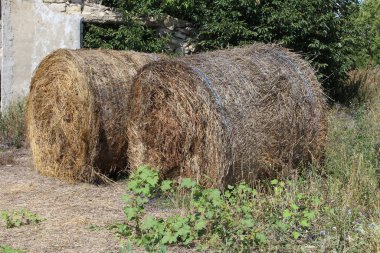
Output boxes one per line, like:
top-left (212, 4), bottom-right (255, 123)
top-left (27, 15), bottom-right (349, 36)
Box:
top-left (83, 0), bottom-right (365, 102)
top-left (83, 22), bottom-right (169, 53)
top-left (352, 0), bottom-right (380, 67)
top-left (0, 99), bottom-right (26, 148)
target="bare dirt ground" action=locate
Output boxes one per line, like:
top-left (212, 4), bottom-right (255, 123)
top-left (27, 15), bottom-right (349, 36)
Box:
top-left (0, 148), bottom-right (128, 253)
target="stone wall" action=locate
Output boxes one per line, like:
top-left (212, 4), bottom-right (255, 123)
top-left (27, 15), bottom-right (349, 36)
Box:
top-left (141, 16), bottom-right (197, 55)
top-left (43, 1), bottom-right (197, 54)
top-left (1, 0), bottom-right (197, 111)
top-left (43, 0), bottom-right (123, 23)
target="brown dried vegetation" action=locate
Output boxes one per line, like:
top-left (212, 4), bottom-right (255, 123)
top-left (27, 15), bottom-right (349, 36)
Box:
top-left (26, 49), bottom-right (163, 183)
top-left (127, 44), bottom-right (328, 187)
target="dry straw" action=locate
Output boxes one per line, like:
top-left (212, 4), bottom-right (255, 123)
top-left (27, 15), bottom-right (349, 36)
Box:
top-left (128, 44), bottom-right (328, 188)
top-left (347, 67), bottom-right (380, 104)
top-left (27, 49), bottom-right (163, 183)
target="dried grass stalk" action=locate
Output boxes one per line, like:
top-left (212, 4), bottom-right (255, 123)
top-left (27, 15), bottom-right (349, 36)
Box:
top-left (347, 67), bottom-right (380, 104)
top-left (128, 44), bottom-right (328, 187)
top-left (27, 49), bottom-right (162, 183)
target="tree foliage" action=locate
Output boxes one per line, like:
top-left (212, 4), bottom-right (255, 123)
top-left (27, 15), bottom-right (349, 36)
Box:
top-left (353, 0), bottom-right (380, 66)
top-left (84, 0), bottom-right (366, 101)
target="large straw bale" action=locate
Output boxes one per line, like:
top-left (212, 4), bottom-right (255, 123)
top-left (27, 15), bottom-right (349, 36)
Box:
top-left (127, 44), bottom-right (327, 187)
top-left (27, 49), bottom-right (162, 183)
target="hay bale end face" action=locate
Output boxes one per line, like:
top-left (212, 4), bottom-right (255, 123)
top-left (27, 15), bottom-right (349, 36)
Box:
top-left (128, 44), bottom-right (328, 188)
top-left (27, 49), bottom-right (162, 183)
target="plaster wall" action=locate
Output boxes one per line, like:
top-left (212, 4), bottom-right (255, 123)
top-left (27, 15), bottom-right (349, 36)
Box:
top-left (1, 0), bottom-right (82, 110)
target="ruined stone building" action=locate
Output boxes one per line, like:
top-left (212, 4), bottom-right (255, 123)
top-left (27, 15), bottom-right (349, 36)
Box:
top-left (1, 0), bottom-right (196, 111)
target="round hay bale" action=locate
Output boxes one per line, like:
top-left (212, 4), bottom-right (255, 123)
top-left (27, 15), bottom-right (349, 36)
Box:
top-left (27, 49), bottom-right (163, 183)
top-left (127, 44), bottom-right (327, 187)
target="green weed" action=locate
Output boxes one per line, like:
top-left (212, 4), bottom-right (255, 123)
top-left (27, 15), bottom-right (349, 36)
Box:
top-left (106, 76), bottom-right (380, 252)
top-left (113, 98), bottom-right (380, 252)
top-left (115, 166), bottom-right (325, 252)
top-left (0, 209), bottom-right (44, 228)
top-left (0, 245), bottom-right (26, 253)
top-left (0, 99), bottom-right (26, 148)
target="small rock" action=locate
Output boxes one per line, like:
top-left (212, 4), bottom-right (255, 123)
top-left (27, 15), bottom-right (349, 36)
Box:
top-left (170, 37), bottom-right (186, 46)
top-left (175, 47), bottom-right (185, 55)
top-left (173, 31), bottom-right (188, 40)
top-left (157, 27), bottom-right (171, 37)
top-left (163, 15), bottom-right (192, 29)
top-left (177, 27), bottom-right (195, 36)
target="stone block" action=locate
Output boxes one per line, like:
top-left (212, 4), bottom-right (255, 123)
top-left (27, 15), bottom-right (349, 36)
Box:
top-left (177, 27), bottom-right (195, 36)
top-left (173, 31), bottom-right (187, 40)
top-left (81, 3), bottom-right (123, 23)
top-left (142, 16), bottom-right (160, 27)
top-left (66, 4), bottom-right (82, 14)
top-left (163, 15), bottom-right (192, 29)
top-left (70, 0), bottom-right (84, 4)
top-left (170, 37), bottom-right (186, 47)
top-left (47, 3), bottom-right (66, 12)
top-left (157, 27), bottom-right (171, 37)
top-left (43, 0), bottom-right (66, 3)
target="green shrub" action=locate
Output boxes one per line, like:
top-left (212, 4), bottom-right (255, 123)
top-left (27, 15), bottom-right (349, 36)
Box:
top-left (115, 166), bottom-right (330, 252)
top-left (343, 67), bottom-right (380, 105)
top-left (0, 209), bottom-right (44, 228)
top-left (0, 99), bottom-right (26, 148)
top-left (83, 20), bottom-right (169, 52)
top-left (114, 102), bottom-right (380, 252)
top-left (0, 245), bottom-right (26, 253)
top-left (99, 70), bottom-right (380, 251)
top-left (84, 0), bottom-right (362, 102)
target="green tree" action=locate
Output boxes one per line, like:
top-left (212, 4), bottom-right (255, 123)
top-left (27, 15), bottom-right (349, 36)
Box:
top-left (84, 0), bottom-right (362, 101)
top-left (354, 0), bottom-right (380, 66)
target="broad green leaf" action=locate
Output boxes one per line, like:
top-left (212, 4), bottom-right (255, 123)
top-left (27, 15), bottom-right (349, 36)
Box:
top-left (142, 215), bottom-right (156, 229)
top-left (194, 219), bottom-right (206, 231)
top-left (292, 231), bottom-right (301, 240)
top-left (300, 219), bottom-right (310, 228)
top-left (270, 179), bottom-right (278, 185)
top-left (181, 178), bottom-right (197, 189)
top-left (283, 209), bottom-right (292, 218)
top-left (160, 180), bottom-right (172, 192)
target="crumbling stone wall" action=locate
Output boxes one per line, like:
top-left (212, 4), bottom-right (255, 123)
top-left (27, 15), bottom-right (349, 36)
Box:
top-left (1, 0), bottom-right (197, 111)
top-left (141, 16), bottom-right (197, 55)
top-left (43, 0), bottom-right (123, 23)
top-left (43, 0), bottom-right (197, 54)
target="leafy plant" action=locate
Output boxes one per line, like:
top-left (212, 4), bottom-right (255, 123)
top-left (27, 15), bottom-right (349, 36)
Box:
top-left (0, 245), bottom-right (26, 253)
top-left (83, 16), bottom-right (169, 52)
top-left (352, 0), bottom-right (380, 67)
top-left (0, 99), bottom-right (26, 148)
top-left (0, 209), bottom-right (44, 228)
top-left (116, 166), bottom-right (327, 252)
top-left (85, 0), bottom-right (363, 102)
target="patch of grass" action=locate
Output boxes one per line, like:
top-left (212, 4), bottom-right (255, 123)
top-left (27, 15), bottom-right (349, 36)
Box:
top-left (0, 99), bottom-right (26, 149)
top-left (0, 153), bottom-right (15, 166)
top-left (344, 67), bottom-right (380, 105)
top-left (0, 245), bottom-right (26, 253)
top-left (116, 166), bottom-right (269, 252)
top-left (0, 209), bottom-right (44, 228)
